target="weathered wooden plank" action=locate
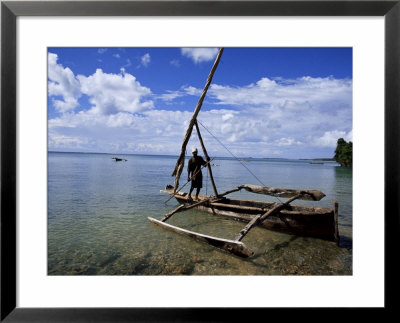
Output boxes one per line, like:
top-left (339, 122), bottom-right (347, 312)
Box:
top-left (241, 184), bottom-right (326, 201)
top-left (206, 201), bottom-right (333, 216)
top-left (164, 189), bottom-right (333, 215)
top-left (148, 217), bottom-right (254, 258)
top-left (210, 202), bottom-right (265, 212)
top-left (163, 195), bottom-right (225, 222)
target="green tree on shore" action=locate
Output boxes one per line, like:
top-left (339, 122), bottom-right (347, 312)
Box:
top-left (334, 138), bottom-right (352, 167)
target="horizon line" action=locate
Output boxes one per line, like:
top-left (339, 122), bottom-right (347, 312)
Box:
top-left (48, 150), bottom-right (334, 161)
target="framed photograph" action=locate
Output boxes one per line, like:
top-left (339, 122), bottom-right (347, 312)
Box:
top-left (2, 0), bottom-right (399, 321)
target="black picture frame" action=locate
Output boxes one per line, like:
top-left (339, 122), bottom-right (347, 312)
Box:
top-left (1, 0), bottom-right (399, 321)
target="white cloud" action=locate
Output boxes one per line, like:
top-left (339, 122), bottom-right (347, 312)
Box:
top-left (123, 59), bottom-right (132, 68)
top-left (49, 109), bottom-right (192, 154)
top-left (48, 133), bottom-right (90, 149)
top-left (181, 48), bottom-right (218, 63)
top-left (209, 76), bottom-right (352, 108)
top-left (48, 53), bottom-right (81, 112)
top-left (153, 76), bottom-right (352, 153)
top-left (113, 53), bottom-right (121, 59)
top-left (98, 48), bottom-right (107, 54)
top-left (183, 86), bottom-right (202, 96)
top-left (49, 99), bottom-right (351, 157)
top-left (221, 113), bottom-right (235, 121)
top-left (158, 90), bottom-right (183, 102)
top-left (48, 52), bottom-right (154, 118)
top-left (314, 130), bottom-right (353, 147)
top-left (141, 53), bottom-right (151, 67)
top-left (275, 137), bottom-right (303, 147)
top-left (158, 86), bottom-right (202, 102)
top-left (77, 69), bottom-right (153, 115)
top-left (170, 59), bottom-right (180, 67)
top-left (48, 57), bottom-right (352, 158)
top-left (281, 100), bottom-right (311, 112)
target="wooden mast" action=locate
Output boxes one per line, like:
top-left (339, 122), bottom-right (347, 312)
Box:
top-left (171, 48), bottom-right (224, 192)
top-left (194, 121), bottom-right (218, 197)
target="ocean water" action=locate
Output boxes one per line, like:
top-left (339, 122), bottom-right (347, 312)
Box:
top-left (48, 152), bottom-right (352, 275)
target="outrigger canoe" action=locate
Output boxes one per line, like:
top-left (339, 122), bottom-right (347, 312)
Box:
top-left (160, 185), bottom-right (338, 241)
top-left (148, 48), bottom-right (339, 258)
top-left (149, 184), bottom-right (339, 258)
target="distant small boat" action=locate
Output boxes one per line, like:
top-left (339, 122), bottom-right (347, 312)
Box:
top-left (112, 157), bottom-right (127, 162)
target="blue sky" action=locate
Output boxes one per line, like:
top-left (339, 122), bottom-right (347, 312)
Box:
top-left (48, 47), bottom-right (352, 158)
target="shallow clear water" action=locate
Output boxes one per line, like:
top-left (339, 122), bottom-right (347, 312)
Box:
top-left (48, 152), bottom-right (352, 275)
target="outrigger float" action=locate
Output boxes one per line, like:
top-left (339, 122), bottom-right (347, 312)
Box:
top-left (148, 48), bottom-right (339, 258)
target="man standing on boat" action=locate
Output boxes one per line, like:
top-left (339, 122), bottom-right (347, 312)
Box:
top-left (188, 147), bottom-right (207, 201)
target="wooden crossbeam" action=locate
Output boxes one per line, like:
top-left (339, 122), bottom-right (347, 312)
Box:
top-left (160, 204), bottom-right (186, 222)
top-left (161, 186), bottom-right (243, 223)
top-left (161, 197), bottom-right (222, 222)
top-left (234, 193), bottom-right (303, 242)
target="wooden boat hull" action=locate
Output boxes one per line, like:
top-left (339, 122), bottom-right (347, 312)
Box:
top-left (166, 190), bottom-right (338, 241)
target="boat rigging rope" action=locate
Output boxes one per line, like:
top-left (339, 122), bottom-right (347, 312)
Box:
top-left (197, 120), bottom-right (265, 186)
top-left (197, 120), bottom-right (284, 204)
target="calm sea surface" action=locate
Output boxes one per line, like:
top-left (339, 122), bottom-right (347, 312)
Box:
top-left (48, 152), bottom-right (352, 275)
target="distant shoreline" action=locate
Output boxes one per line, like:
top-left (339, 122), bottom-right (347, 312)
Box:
top-left (299, 158), bottom-right (335, 161)
top-left (48, 151), bottom-right (335, 161)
